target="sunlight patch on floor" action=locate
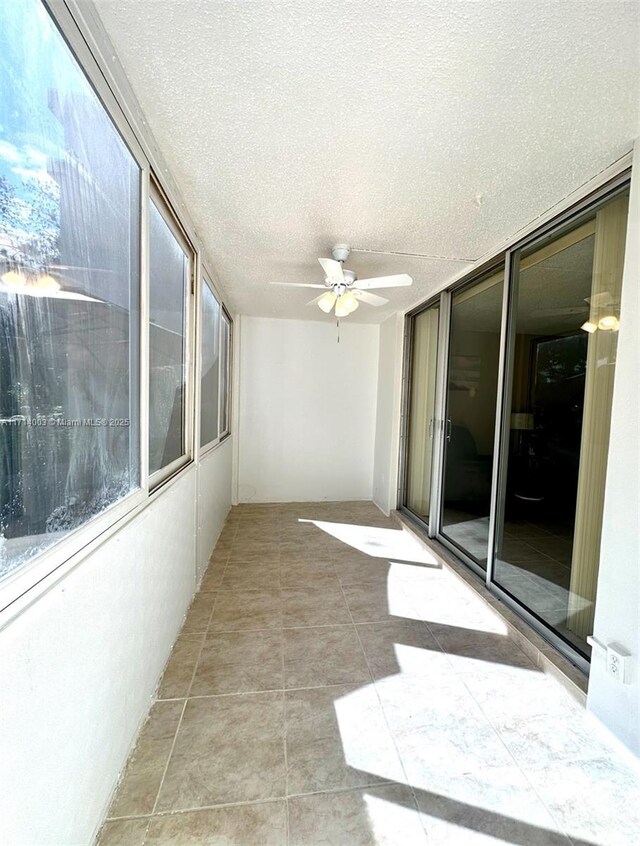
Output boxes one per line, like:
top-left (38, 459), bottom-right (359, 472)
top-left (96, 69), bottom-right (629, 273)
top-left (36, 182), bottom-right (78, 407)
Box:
top-left (301, 518), bottom-right (438, 565)
top-left (406, 588), bottom-right (510, 634)
top-left (392, 642), bottom-right (443, 675)
top-left (361, 792), bottom-right (427, 843)
top-left (385, 579), bottom-right (428, 621)
top-left (332, 684), bottom-right (405, 783)
top-left (335, 683), bottom-right (569, 845)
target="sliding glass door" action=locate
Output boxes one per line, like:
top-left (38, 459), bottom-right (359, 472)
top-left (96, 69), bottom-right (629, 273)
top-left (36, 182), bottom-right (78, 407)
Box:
top-left (439, 271), bottom-right (504, 568)
top-left (492, 188), bottom-right (629, 656)
top-left (404, 302), bottom-right (440, 526)
top-left (401, 178), bottom-right (630, 666)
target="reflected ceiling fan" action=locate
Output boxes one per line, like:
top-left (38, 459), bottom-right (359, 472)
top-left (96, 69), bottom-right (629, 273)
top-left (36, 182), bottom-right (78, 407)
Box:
top-left (271, 244), bottom-right (412, 317)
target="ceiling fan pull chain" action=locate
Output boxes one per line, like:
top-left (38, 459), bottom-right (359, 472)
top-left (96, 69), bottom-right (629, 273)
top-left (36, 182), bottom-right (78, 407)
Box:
top-left (336, 318), bottom-right (340, 343)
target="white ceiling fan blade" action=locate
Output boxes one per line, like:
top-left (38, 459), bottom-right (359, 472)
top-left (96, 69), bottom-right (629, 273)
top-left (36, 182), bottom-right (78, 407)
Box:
top-left (353, 290), bottom-right (389, 307)
top-left (270, 281), bottom-right (327, 289)
top-left (318, 257), bottom-right (344, 283)
top-left (354, 273), bottom-right (413, 290)
top-left (305, 294), bottom-right (326, 306)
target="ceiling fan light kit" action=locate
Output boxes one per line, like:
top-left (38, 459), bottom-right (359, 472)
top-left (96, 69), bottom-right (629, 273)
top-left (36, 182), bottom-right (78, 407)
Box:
top-left (335, 290), bottom-right (359, 317)
top-left (271, 243), bottom-right (413, 318)
top-left (317, 291), bottom-right (336, 313)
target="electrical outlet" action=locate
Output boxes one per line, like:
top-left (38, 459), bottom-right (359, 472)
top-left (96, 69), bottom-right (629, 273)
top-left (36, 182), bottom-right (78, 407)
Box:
top-left (606, 643), bottom-right (630, 684)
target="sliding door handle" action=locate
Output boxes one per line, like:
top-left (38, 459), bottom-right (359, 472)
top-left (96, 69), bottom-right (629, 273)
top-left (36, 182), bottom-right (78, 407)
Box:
top-left (428, 418), bottom-right (434, 439)
top-left (446, 418), bottom-right (452, 441)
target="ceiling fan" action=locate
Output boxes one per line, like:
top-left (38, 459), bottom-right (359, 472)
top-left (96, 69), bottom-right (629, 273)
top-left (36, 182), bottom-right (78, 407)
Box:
top-left (271, 244), bottom-right (412, 317)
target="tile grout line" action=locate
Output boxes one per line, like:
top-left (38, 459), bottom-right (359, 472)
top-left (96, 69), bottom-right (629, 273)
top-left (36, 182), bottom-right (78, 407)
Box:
top-left (343, 582), bottom-right (433, 843)
top-left (150, 696), bottom-right (188, 817)
top-left (154, 676), bottom-right (402, 702)
top-left (180, 548), bottom-right (232, 699)
top-left (280, 581), bottom-right (290, 846)
top-left (150, 519), bottom-right (235, 818)
top-left (105, 539), bottom-right (232, 831)
top-left (284, 538), bottom-right (390, 832)
top-left (437, 626), bottom-right (577, 845)
top-left (331, 555), bottom-right (431, 836)
top-left (282, 686), bottom-right (290, 846)
top-left (378, 566), bottom-right (573, 844)
top-left (465, 670), bottom-right (580, 846)
top-left (101, 815), bottom-right (152, 846)
top-left (183, 521), bottom-right (344, 842)
top-left (106, 778), bottom-right (404, 824)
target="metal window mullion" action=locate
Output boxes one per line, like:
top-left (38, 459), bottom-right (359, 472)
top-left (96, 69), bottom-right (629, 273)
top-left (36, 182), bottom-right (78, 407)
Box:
top-left (192, 251), bottom-right (202, 584)
top-left (199, 278), bottom-right (222, 456)
top-left (184, 251), bottom-right (196, 463)
top-left (147, 182), bottom-right (196, 489)
top-left (139, 168), bottom-right (151, 493)
top-left (218, 310), bottom-right (225, 439)
top-left (226, 311), bottom-right (233, 436)
top-left (396, 314), bottom-right (414, 510)
top-left (486, 250), bottom-right (518, 588)
top-left (194, 254), bottom-right (203, 459)
top-left (429, 290), bottom-right (451, 538)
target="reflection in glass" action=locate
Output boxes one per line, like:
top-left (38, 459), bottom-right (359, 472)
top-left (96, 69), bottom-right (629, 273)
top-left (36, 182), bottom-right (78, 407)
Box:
top-left (200, 282), bottom-right (220, 447)
top-left (493, 191), bottom-right (629, 654)
top-left (148, 201), bottom-right (188, 475)
top-left (0, 0), bottom-right (140, 579)
top-left (440, 272), bottom-right (503, 567)
top-left (405, 304), bottom-right (439, 522)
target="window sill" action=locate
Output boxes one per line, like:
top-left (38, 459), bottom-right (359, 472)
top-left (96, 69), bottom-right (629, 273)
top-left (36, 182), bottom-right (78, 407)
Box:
top-left (199, 432), bottom-right (232, 460)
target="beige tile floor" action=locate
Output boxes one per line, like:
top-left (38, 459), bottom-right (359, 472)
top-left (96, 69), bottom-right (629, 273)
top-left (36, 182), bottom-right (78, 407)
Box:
top-left (98, 502), bottom-right (640, 846)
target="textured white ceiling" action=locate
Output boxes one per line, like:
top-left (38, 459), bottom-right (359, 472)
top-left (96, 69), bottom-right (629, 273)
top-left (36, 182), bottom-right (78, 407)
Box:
top-left (95, 0), bottom-right (638, 323)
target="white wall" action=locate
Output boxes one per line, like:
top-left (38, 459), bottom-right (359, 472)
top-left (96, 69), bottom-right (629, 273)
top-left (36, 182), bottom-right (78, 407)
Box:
top-left (198, 440), bottom-right (233, 580)
top-left (237, 317), bottom-right (379, 503)
top-left (0, 442), bottom-right (232, 846)
top-left (372, 313), bottom-right (404, 515)
top-left (587, 140), bottom-right (640, 756)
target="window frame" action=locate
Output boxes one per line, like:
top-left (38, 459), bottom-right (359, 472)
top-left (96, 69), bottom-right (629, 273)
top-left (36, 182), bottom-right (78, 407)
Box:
top-left (198, 273), bottom-right (223, 456)
top-left (218, 306), bottom-right (233, 442)
top-left (0, 0), bottom-right (150, 613)
top-left (435, 264), bottom-right (507, 571)
top-left (147, 179), bottom-right (196, 490)
top-left (0, 1), bottom-right (234, 620)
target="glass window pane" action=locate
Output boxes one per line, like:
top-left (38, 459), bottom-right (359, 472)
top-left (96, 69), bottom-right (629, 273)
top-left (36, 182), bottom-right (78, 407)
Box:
top-left (148, 199), bottom-right (189, 476)
top-left (219, 312), bottom-right (230, 436)
top-left (440, 272), bottom-right (503, 568)
top-left (0, 0), bottom-right (140, 580)
top-left (404, 304), bottom-right (439, 521)
top-left (200, 281), bottom-right (220, 448)
top-left (493, 190), bottom-right (629, 655)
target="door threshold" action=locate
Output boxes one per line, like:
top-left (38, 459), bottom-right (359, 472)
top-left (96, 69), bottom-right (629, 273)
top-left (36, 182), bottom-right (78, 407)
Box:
top-left (393, 510), bottom-right (588, 708)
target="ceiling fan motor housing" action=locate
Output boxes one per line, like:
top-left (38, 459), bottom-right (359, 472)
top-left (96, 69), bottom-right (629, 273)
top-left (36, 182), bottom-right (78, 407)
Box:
top-left (324, 271), bottom-right (357, 296)
top-left (331, 244), bottom-right (351, 263)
